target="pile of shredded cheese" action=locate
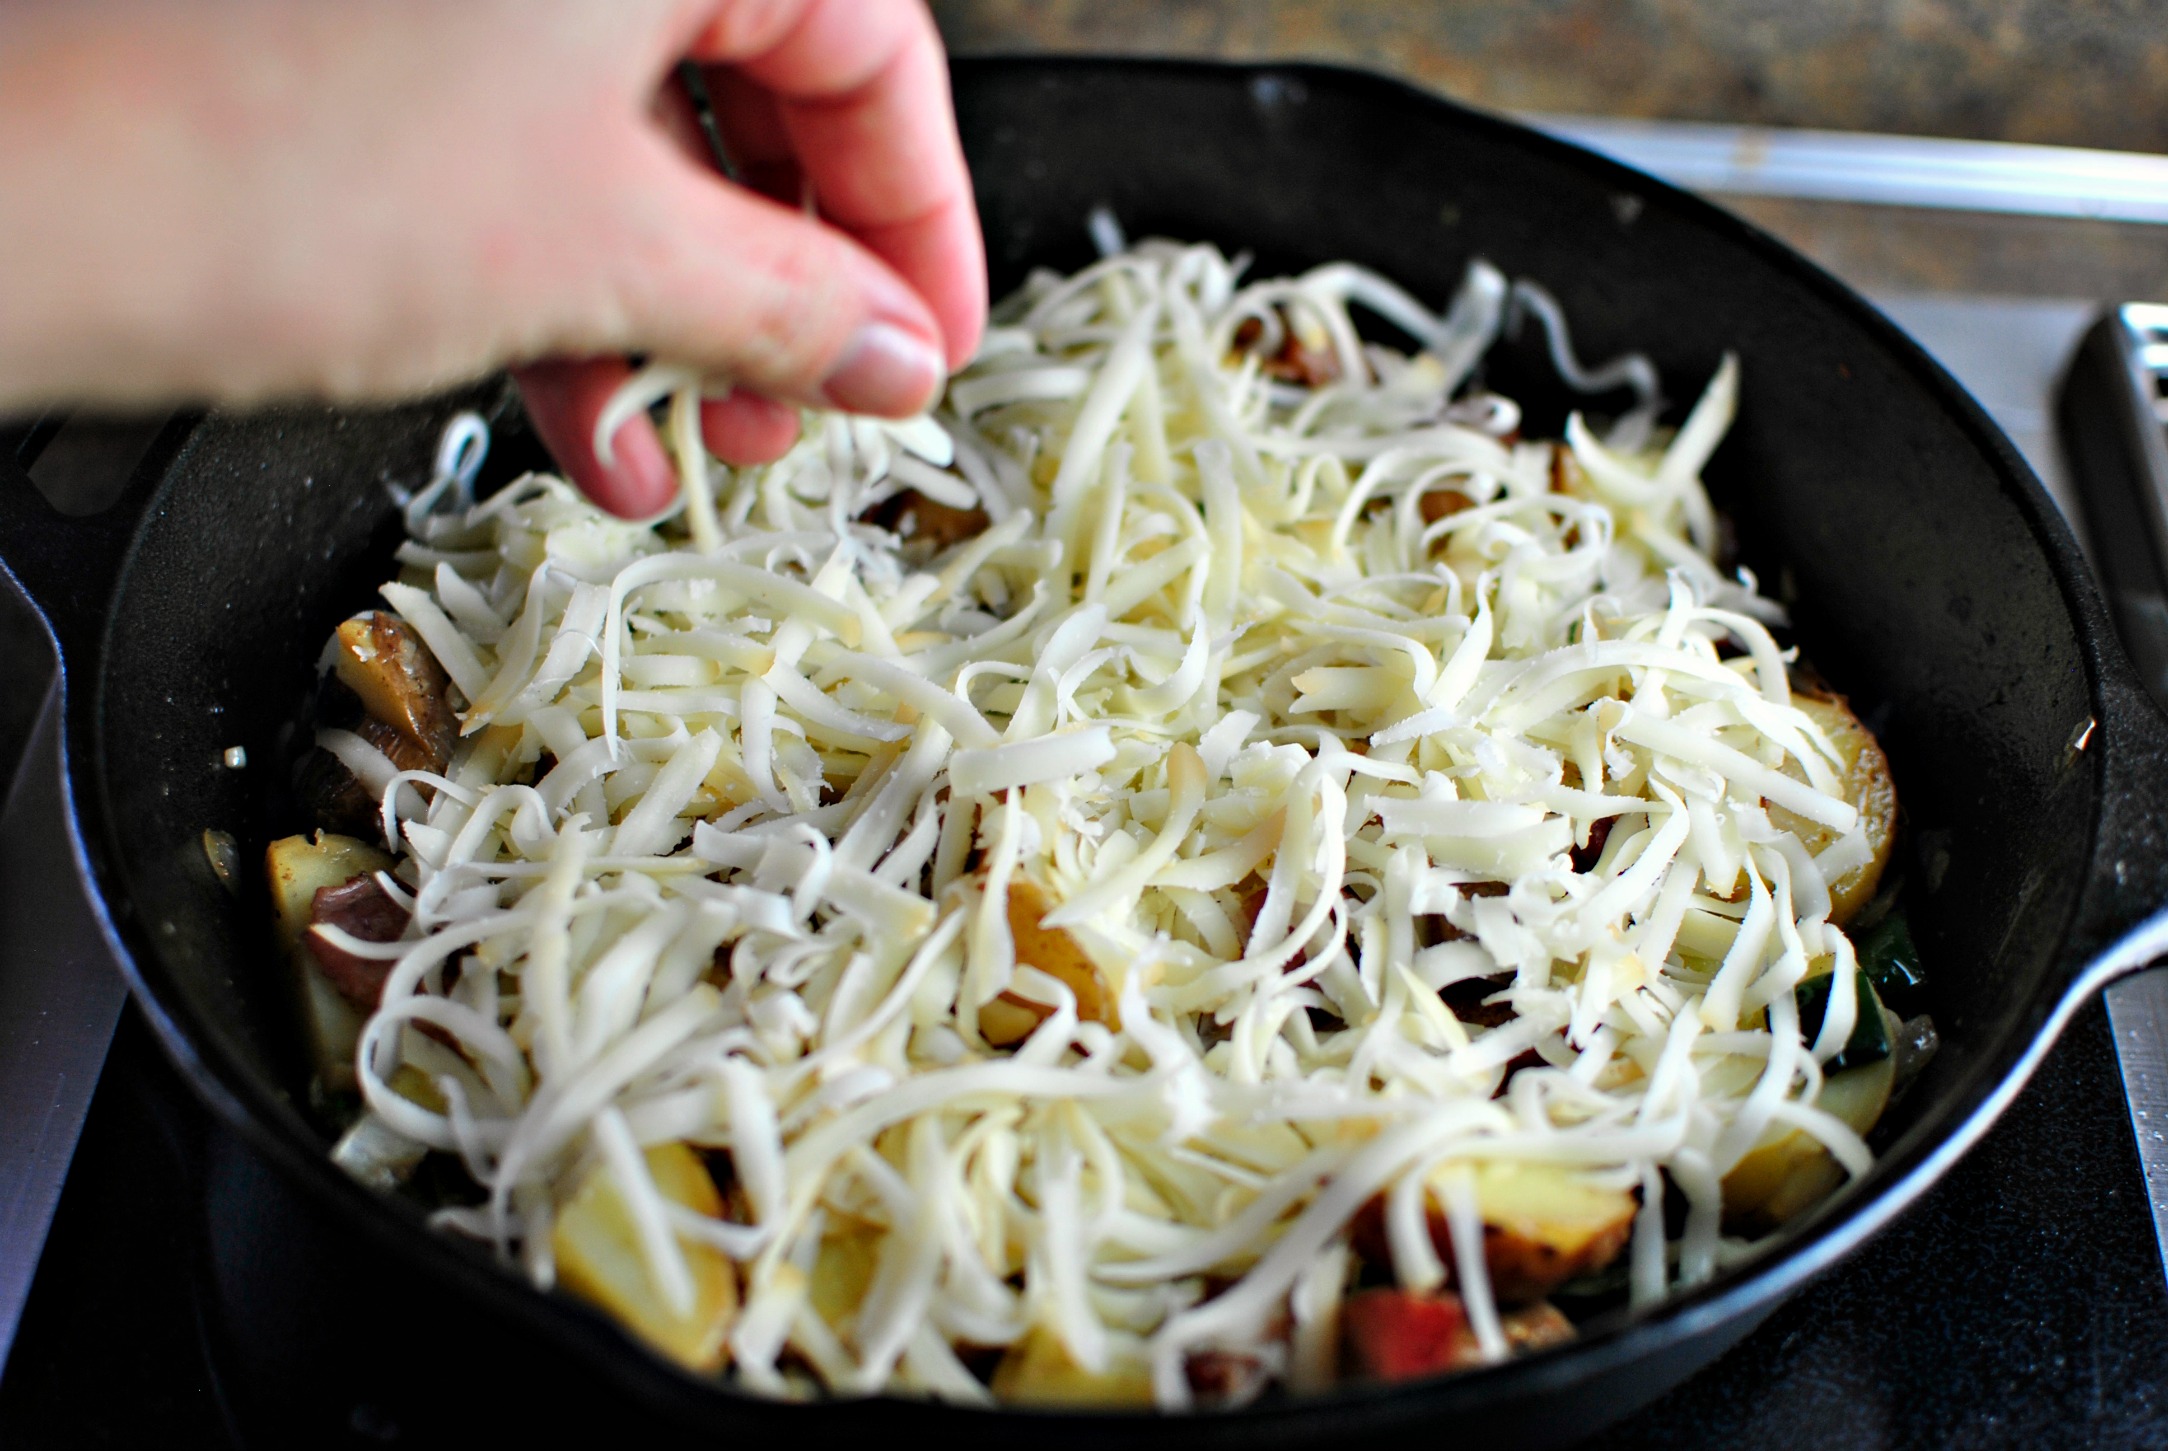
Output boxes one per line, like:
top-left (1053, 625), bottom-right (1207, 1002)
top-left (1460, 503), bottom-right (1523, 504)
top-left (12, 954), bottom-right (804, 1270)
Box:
top-left (331, 229), bottom-right (1884, 1407)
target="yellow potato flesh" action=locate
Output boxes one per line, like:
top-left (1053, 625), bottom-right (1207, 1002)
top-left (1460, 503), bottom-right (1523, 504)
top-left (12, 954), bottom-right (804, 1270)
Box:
top-left (978, 877), bottom-right (1117, 1046)
top-left (1769, 694), bottom-right (1897, 924)
top-left (265, 831), bottom-right (392, 1090)
top-left (808, 1220), bottom-right (881, 1331)
top-left (333, 612), bottom-right (454, 762)
top-left (1721, 1031), bottom-right (1896, 1229)
top-left (267, 831), bottom-right (392, 948)
top-left (1459, 1161), bottom-right (1636, 1300)
top-left (990, 1325), bottom-right (1156, 1407)
top-left (553, 1141), bottom-right (740, 1373)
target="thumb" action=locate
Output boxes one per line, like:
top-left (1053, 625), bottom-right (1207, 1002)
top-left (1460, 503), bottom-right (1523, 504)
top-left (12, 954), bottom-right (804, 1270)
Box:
top-left (592, 137), bottom-right (950, 418)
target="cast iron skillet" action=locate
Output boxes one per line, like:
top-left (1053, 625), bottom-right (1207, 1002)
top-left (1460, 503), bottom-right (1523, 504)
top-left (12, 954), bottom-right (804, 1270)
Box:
top-left (5, 57), bottom-right (2168, 1448)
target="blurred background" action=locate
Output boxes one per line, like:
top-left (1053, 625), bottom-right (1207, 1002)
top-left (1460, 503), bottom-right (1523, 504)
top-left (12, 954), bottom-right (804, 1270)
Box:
top-left (931, 0), bottom-right (2168, 299)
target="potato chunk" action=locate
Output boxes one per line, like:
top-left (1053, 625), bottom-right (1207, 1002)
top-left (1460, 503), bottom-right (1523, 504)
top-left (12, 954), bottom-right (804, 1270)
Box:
top-left (1466, 1161), bottom-right (1637, 1302)
top-left (1342, 1290), bottom-right (1579, 1385)
top-left (332, 611), bottom-right (457, 768)
top-left (1351, 1161), bottom-right (1636, 1303)
top-left (859, 489), bottom-right (990, 566)
top-left (1343, 1288), bottom-right (1481, 1381)
top-left (1722, 1039), bottom-right (1895, 1231)
top-left (990, 1325), bottom-right (1156, 1407)
top-left (977, 877), bottom-right (1118, 1046)
top-left (266, 831), bottom-right (393, 1090)
top-left (553, 1141), bottom-right (740, 1373)
top-left (807, 1219), bottom-right (881, 1331)
top-left (304, 873), bottom-right (410, 1010)
top-left (1770, 693), bottom-right (1897, 924)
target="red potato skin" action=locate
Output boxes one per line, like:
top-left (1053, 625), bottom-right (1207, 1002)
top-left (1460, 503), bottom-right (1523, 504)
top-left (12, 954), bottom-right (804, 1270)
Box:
top-left (305, 874), bottom-right (410, 1009)
top-left (1342, 1289), bottom-right (1482, 1382)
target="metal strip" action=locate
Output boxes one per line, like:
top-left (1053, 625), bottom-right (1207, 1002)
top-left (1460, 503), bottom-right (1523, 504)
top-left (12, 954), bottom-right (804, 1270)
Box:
top-left (2106, 972), bottom-right (2168, 1271)
top-left (1525, 115), bottom-right (2168, 225)
top-left (0, 683), bottom-right (127, 1364)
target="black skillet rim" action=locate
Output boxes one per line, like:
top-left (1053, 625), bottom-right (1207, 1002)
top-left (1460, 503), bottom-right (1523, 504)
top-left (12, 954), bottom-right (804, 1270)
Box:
top-left (43, 52), bottom-right (2168, 1437)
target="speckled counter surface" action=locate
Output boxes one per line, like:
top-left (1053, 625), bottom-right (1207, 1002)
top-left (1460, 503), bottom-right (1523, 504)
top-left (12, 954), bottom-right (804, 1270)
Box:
top-left (932, 1), bottom-right (2168, 305)
top-left (932, 1), bottom-right (2168, 156)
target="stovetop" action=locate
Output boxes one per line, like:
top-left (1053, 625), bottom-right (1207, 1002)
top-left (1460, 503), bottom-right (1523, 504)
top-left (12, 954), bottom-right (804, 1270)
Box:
top-left (3, 278), bottom-right (2167, 1451)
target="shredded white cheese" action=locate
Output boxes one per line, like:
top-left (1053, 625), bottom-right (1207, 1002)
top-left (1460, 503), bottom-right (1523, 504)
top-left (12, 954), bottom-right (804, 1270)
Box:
top-left (343, 235), bottom-right (1884, 1407)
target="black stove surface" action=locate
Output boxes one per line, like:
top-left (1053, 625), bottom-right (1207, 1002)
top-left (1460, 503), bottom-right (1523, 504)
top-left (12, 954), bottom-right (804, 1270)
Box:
top-left (3, 993), bottom-right (2163, 1449)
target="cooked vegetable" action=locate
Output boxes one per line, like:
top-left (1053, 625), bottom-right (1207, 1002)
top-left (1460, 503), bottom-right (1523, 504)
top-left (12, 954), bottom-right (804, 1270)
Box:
top-left (1343, 1288), bottom-right (1482, 1381)
top-left (1353, 1162), bottom-right (1637, 1302)
top-left (1342, 1290), bottom-right (1574, 1383)
top-left (991, 1325), bottom-right (1157, 1407)
top-left (266, 831), bottom-right (392, 1090)
top-left (305, 234), bottom-right (1924, 1408)
top-left (298, 610), bottom-right (460, 840)
top-left (977, 876), bottom-right (1118, 1045)
top-left (1769, 694), bottom-right (1897, 924)
top-left (331, 611), bottom-right (458, 767)
top-left (860, 488), bottom-right (992, 565)
top-left (806, 1218), bottom-right (882, 1331)
top-left (1722, 978), bottom-right (1898, 1231)
top-left (553, 1141), bottom-right (740, 1373)
top-left (1794, 967), bottom-right (1893, 1073)
top-left (304, 873), bottom-right (411, 1010)
top-left (1464, 1163), bottom-right (1638, 1303)
top-left (1855, 909), bottom-right (1930, 1016)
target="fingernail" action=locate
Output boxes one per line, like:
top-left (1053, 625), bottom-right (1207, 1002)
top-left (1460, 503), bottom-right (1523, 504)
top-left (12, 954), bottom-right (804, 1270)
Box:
top-left (820, 321), bottom-right (944, 416)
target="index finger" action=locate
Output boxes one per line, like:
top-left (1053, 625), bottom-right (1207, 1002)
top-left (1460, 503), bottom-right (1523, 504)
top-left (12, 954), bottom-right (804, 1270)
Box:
top-left (689, 0), bottom-right (984, 370)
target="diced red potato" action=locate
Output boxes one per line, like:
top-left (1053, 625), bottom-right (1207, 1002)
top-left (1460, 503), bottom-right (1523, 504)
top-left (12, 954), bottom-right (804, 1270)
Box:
top-left (1721, 1044), bottom-right (1896, 1232)
top-left (267, 832), bottom-right (393, 954)
top-left (1568, 815), bottom-right (1614, 874)
top-left (1499, 1300), bottom-right (1575, 1355)
top-left (304, 872), bottom-right (412, 1010)
top-left (266, 831), bottom-right (394, 1089)
top-left (298, 712), bottom-right (444, 837)
top-left (989, 1325), bottom-right (1156, 1407)
top-left (1342, 1289), bottom-right (1577, 1384)
top-left (1343, 1289), bottom-right (1481, 1381)
top-left (332, 611), bottom-right (457, 766)
top-left (1438, 973), bottom-right (1516, 1029)
top-left (1550, 444), bottom-right (1590, 497)
top-left (1232, 309), bottom-right (1342, 388)
top-left (1417, 487), bottom-right (1476, 525)
top-left (552, 1141), bottom-right (740, 1373)
top-left (1184, 1347), bottom-right (1274, 1406)
top-left (300, 611), bottom-right (460, 839)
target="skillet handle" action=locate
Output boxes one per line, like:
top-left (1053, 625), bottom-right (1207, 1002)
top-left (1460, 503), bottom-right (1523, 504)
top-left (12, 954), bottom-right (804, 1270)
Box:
top-left (2071, 664), bottom-right (2168, 979)
top-left (2059, 309), bottom-right (2168, 983)
top-left (0, 410), bottom-right (198, 665)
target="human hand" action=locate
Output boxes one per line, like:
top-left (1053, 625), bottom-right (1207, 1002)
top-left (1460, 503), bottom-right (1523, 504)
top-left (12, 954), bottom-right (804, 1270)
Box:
top-left (0, 0), bottom-right (984, 516)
